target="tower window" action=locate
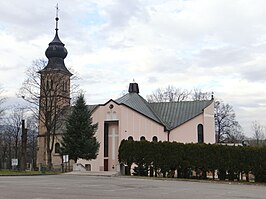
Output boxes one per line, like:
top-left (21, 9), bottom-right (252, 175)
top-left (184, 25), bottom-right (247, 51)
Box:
top-left (55, 143), bottom-right (61, 153)
top-left (46, 80), bottom-right (49, 90)
top-left (62, 81), bottom-right (65, 91)
top-left (46, 79), bottom-right (53, 90)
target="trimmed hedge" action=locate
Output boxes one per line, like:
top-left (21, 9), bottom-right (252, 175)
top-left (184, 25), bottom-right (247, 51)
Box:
top-left (118, 140), bottom-right (266, 182)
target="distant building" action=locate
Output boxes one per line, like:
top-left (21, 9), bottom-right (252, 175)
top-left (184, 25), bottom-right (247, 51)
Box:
top-left (36, 14), bottom-right (215, 171)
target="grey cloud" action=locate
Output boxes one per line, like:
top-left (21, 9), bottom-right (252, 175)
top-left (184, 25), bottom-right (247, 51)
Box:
top-left (241, 66), bottom-right (266, 82)
top-left (147, 76), bottom-right (158, 83)
top-left (196, 47), bottom-right (251, 69)
top-left (103, 0), bottom-right (149, 29)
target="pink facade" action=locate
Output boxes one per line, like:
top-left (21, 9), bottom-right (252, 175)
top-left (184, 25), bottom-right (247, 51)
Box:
top-left (169, 101), bottom-right (215, 143)
top-left (78, 88), bottom-right (215, 172)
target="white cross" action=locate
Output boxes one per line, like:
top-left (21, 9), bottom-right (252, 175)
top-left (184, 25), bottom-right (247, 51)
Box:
top-left (110, 128), bottom-right (118, 160)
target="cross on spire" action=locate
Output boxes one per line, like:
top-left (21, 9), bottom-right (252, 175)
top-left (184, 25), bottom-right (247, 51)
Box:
top-left (55, 3), bottom-right (60, 32)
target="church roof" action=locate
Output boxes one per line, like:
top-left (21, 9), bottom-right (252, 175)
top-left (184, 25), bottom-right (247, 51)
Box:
top-left (149, 100), bottom-right (213, 130)
top-left (88, 83), bottom-right (213, 131)
top-left (115, 83), bottom-right (213, 131)
top-left (115, 93), bottom-right (163, 124)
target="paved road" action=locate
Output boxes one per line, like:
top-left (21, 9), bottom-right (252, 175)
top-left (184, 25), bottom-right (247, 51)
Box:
top-left (0, 175), bottom-right (265, 199)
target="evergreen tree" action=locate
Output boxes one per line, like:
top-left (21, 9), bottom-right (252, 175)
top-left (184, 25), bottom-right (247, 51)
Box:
top-left (61, 94), bottom-right (99, 162)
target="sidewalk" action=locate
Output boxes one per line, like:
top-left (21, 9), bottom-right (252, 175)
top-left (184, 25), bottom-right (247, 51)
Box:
top-left (64, 171), bottom-right (119, 177)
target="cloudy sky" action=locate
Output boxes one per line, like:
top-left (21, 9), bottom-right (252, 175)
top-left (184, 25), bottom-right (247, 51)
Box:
top-left (0, 0), bottom-right (266, 136)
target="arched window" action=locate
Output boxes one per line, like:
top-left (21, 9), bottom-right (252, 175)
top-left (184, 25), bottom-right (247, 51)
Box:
top-left (46, 79), bottom-right (49, 89)
top-left (50, 80), bottom-right (53, 90)
top-left (152, 136), bottom-right (158, 142)
top-left (128, 136), bottom-right (134, 141)
top-left (55, 143), bottom-right (61, 153)
top-left (197, 124), bottom-right (204, 143)
top-left (62, 81), bottom-right (65, 91)
top-left (140, 136), bottom-right (146, 141)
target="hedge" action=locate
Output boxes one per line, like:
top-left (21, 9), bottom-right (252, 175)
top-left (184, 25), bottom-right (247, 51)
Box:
top-left (118, 140), bottom-right (266, 182)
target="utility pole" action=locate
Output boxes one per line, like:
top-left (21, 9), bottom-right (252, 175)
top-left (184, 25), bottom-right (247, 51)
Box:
top-left (20, 119), bottom-right (27, 171)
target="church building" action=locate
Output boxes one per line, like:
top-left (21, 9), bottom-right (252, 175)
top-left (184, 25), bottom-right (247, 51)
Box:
top-left (36, 14), bottom-right (215, 172)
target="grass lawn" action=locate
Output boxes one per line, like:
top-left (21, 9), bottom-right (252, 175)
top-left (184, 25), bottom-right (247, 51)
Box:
top-left (0, 169), bottom-right (61, 176)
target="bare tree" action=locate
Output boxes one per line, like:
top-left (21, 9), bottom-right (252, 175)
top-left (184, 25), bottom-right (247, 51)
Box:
top-left (0, 86), bottom-right (6, 121)
top-left (214, 100), bottom-right (242, 143)
top-left (0, 109), bottom-right (38, 170)
top-left (19, 59), bottom-right (79, 170)
top-left (191, 88), bottom-right (213, 101)
top-left (4, 106), bottom-right (25, 159)
top-left (251, 121), bottom-right (265, 146)
top-left (147, 86), bottom-right (190, 102)
top-left (0, 126), bottom-right (12, 169)
top-left (26, 115), bottom-right (38, 169)
top-left (227, 123), bottom-right (245, 143)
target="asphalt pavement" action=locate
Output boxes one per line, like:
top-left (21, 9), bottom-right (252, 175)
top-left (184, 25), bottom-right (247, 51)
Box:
top-left (0, 174), bottom-right (265, 199)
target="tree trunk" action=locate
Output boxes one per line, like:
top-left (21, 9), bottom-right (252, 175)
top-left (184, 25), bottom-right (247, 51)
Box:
top-left (47, 148), bottom-right (52, 171)
top-left (46, 129), bottom-right (52, 171)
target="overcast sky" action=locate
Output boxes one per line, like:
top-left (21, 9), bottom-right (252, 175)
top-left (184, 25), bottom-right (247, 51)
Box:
top-left (0, 0), bottom-right (266, 137)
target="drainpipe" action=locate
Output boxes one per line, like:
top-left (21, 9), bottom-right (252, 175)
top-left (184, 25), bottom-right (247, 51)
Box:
top-left (167, 130), bottom-right (170, 142)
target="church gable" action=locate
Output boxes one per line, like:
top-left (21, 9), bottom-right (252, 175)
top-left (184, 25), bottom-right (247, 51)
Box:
top-left (116, 92), bottom-right (162, 125)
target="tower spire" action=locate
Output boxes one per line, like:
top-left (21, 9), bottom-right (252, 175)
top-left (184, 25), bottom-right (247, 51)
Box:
top-left (55, 3), bottom-right (59, 32)
top-left (39, 5), bottom-right (72, 76)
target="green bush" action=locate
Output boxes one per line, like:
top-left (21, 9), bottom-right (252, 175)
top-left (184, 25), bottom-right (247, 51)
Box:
top-left (118, 140), bottom-right (266, 182)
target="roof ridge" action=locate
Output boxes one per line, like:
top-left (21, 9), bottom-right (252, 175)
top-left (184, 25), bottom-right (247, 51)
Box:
top-left (137, 94), bottom-right (165, 124)
top-left (115, 93), bottom-right (165, 125)
top-left (149, 99), bottom-right (212, 104)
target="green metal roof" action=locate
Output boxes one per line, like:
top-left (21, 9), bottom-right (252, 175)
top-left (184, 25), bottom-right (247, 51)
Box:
top-left (86, 91), bottom-right (213, 131)
top-left (116, 93), bottom-right (162, 124)
top-left (149, 100), bottom-right (213, 130)
top-left (116, 93), bottom-right (212, 131)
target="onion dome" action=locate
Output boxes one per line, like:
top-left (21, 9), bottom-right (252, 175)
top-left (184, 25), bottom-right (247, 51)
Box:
top-left (39, 8), bottom-right (72, 76)
top-left (45, 30), bottom-right (68, 59)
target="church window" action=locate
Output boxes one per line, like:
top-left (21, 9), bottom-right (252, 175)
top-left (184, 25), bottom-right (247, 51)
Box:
top-left (50, 80), bottom-right (53, 90)
top-left (140, 136), bottom-right (146, 141)
top-left (197, 124), bottom-right (204, 143)
top-left (104, 123), bottom-right (109, 157)
top-left (128, 136), bottom-right (133, 141)
top-left (62, 81), bottom-right (65, 91)
top-left (46, 79), bottom-right (53, 90)
top-left (46, 80), bottom-right (49, 89)
top-left (55, 143), bottom-right (61, 153)
top-left (152, 136), bottom-right (158, 142)
top-left (63, 81), bottom-right (68, 91)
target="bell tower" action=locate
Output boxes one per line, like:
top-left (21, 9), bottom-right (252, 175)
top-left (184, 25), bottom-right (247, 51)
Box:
top-left (37, 5), bottom-right (72, 169)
